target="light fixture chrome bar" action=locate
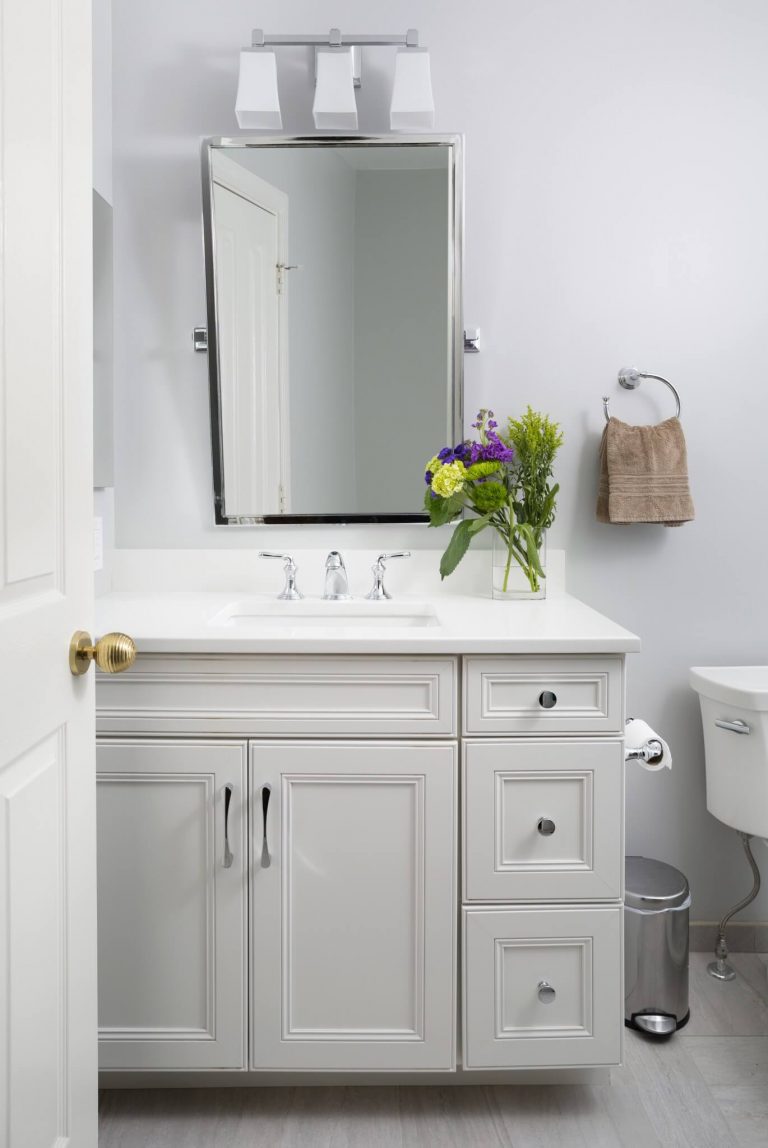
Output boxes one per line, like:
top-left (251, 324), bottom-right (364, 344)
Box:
top-left (250, 28), bottom-right (420, 48)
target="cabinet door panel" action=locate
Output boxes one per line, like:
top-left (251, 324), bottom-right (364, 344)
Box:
top-left (463, 739), bottom-right (623, 901)
top-left (463, 906), bottom-right (622, 1068)
top-left (97, 739), bottom-right (247, 1070)
top-left (250, 741), bottom-right (457, 1070)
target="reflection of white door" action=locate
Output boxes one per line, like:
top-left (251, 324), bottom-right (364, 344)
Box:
top-left (0, 0), bottom-right (98, 1144)
top-left (213, 161), bottom-right (289, 517)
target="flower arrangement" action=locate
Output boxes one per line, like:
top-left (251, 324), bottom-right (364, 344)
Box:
top-left (424, 407), bottom-right (564, 595)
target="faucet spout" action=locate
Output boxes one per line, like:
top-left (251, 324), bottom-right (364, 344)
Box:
top-left (323, 551), bottom-right (351, 601)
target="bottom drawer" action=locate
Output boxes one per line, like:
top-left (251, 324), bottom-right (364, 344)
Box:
top-left (463, 906), bottom-right (622, 1069)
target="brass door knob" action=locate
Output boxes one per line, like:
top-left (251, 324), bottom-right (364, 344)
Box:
top-left (69, 630), bottom-right (137, 676)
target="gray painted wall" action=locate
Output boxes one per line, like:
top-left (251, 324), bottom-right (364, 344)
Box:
top-left (111, 0), bottom-right (768, 920)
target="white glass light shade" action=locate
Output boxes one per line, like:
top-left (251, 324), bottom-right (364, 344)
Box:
top-left (390, 48), bottom-right (435, 130)
top-left (313, 48), bottom-right (358, 130)
top-left (235, 49), bottom-right (282, 130)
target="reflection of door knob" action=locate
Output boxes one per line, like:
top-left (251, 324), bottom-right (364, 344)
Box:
top-left (69, 631), bottom-right (137, 676)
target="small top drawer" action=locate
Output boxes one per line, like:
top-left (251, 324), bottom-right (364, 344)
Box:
top-left (463, 656), bottom-right (624, 735)
top-left (96, 654), bottom-right (457, 738)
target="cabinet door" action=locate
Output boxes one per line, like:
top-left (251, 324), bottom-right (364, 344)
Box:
top-left (463, 906), bottom-right (622, 1069)
top-left (97, 739), bottom-right (248, 1069)
top-left (463, 739), bottom-right (623, 901)
top-left (250, 741), bottom-right (457, 1070)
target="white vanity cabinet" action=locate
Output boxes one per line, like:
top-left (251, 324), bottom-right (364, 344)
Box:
top-left (249, 741), bottom-right (456, 1070)
top-left (96, 739), bottom-right (248, 1069)
top-left (95, 645), bottom-right (626, 1080)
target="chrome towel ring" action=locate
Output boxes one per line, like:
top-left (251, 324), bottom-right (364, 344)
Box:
top-left (602, 367), bottom-right (682, 423)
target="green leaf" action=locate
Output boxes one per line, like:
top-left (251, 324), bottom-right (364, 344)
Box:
top-left (427, 491), bottom-right (464, 527)
top-left (517, 523), bottom-right (545, 578)
top-left (468, 514), bottom-right (491, 535)
top-left (439, 519), bottom-right (474, 579)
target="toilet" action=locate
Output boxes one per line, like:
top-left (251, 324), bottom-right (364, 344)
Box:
top-left (690, 666), bottom-right (768, 839)
top-left (690, 666), bottom-right (767, 979)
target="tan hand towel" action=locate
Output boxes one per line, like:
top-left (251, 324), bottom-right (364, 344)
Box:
top-left (597, 416), bottom-right (694, 526)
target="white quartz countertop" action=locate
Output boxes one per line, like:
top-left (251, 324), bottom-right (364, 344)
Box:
top-left (95, 591), bottom-right (640, 656)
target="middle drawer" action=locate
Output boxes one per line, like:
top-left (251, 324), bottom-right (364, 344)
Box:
top-left (463, 739), bottom-right (623, 902)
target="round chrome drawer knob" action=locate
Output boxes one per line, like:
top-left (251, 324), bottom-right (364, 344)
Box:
top-left (537, 980), bottom-right (556, 1004)
top-left (539, 690), bottom-right (557, 709)
top-left (537, 817), bottom-right (556, 836)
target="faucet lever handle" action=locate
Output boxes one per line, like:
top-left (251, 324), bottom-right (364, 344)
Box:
top-left (377, 551), bottom-right (411, 564)
top-left (366, 551), bottom-right (411, 601)
top-left (258, 552), bottom-right (302, 601)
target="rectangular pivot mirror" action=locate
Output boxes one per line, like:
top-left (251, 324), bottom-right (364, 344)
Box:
top-left (202, 136), bottom-right (463, 524)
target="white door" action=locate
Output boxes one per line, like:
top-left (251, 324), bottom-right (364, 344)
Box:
top-left (0, 0), bottom-right (97, 1144)
top-left (250, 741), bottom-right (457, 1071)
top-left (212, 159), bottom-right (289, 517)
top-left (96, 740), bottom-right (248, 1070)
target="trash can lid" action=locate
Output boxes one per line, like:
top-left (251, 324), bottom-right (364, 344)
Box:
top-left (625, 856), bottom-right (690, 910)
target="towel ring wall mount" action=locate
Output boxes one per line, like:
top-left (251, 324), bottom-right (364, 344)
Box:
top-left (602, 368), bottom-right (682, 423)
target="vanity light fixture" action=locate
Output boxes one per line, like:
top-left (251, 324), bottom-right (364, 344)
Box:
top-left (313, 46), bottom-right (358, 131)
top-left (235, 41), bottom-right (282, 129)
top-left (390, 47), bottom-right (435, 130)
top-left (239, 29), bottom-right (430, 132)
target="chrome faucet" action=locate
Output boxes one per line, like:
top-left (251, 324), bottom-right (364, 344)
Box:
top-left (365, 551), bottom-right (411, 600)
top-left (323, 551), bottom-right (351, 600)
top-left (258, 552), bottom-right (302, 600)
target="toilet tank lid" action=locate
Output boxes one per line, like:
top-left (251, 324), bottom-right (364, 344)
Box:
top-left (625, 856), bottom-right (690, 909)
top-left (690, 666), bottom-right (768, 711)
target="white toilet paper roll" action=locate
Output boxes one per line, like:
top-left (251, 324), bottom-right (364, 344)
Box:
top-left (625, 717), bottom-right (672, 771)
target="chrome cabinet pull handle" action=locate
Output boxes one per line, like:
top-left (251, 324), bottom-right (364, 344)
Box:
top-left (715, 719), bottom-right (750, 735)
top-left (223, 784), bottom-right (234, 869)
top-left (261, 784), bottom-right (272, 869)
top-left (538, 980), bottom-right (556, 1004)
top-left (537, 817), bottom-right (556, 836)
top-left (539, 690), bottom-right (557, 709)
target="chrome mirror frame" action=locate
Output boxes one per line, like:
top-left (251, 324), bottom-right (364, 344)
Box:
top-left (201, 133), bottom-right (464, 525)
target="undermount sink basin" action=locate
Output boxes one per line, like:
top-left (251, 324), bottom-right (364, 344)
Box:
top-left (208, 599), bottom-right (440, 631)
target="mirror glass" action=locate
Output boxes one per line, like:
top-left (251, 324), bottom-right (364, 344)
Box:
top-left (202, 137), bottom-right (462, 524)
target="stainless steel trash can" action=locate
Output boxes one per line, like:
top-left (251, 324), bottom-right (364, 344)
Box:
top-left (625, 856), bottom-right (691, 1036)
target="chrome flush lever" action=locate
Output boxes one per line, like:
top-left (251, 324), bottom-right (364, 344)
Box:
top-left (261, 784), bottom-right (272, 869)
top-left (223, 784), bottom-right (234, 869)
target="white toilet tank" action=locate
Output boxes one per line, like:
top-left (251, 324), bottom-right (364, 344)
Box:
top-left (690, 666), bottom-right (768, 838)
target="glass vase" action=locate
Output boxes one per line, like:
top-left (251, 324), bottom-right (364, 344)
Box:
top-left (492, 529), bottom-right (547, 600)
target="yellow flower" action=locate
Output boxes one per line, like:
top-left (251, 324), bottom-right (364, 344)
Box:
top-left (431, 460), bottom-right (467, 498)
top-left (425, 455), bottom-right (442, 475)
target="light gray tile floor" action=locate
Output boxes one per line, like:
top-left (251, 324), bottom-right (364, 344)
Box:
top-left (99, 952), bottom-right (768, 1148)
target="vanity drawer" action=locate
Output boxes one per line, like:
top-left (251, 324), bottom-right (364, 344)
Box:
top-left (463, 740), bottom-right (623, 902)
top-left (462, 906), bottom-right (622, 1069)
top-left (463, 656), bottom-right (624, 735)
top-left (96, 654), bottom-right (457, 737)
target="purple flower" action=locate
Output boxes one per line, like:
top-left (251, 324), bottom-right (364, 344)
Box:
top-left (437, 446), bottom-right (454, 462)
top-left (425, 470), bottom-right (433, 485)
top-left (453, 441), bottom-right (470, 460)
top-left (487, 419), bottom-right (498, 429)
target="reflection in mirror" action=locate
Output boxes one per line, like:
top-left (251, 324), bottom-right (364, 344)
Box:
top-left (202, 137), bottom-right (462, 524)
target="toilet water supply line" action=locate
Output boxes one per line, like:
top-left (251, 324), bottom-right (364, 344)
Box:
top-left (709, 832), bottom-right (762, 982)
